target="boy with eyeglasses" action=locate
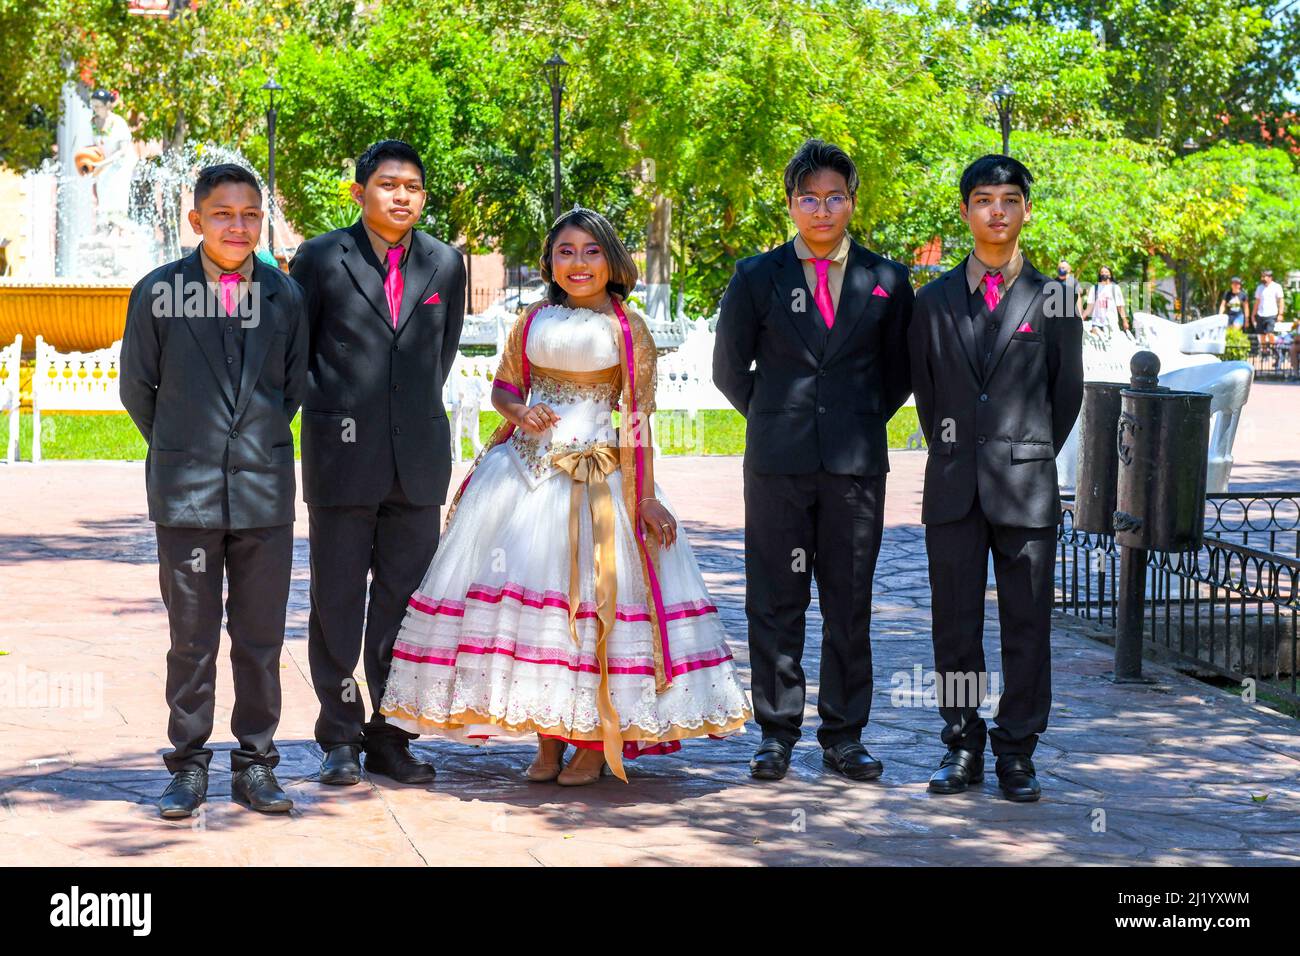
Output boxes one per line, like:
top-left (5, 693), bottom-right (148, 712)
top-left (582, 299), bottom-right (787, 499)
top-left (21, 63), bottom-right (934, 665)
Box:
top-left (713, 138), bottom-right (914, 783)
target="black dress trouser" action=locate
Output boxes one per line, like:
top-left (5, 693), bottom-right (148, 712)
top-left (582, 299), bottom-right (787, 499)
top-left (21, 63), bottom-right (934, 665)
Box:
top-left (156, 523), bottom-right (293, 773)
top-left (743, 463), bottom-right (886, 748)
top-left (307, 474), bottom-right (441, 751)
top-left (924, 495), bottom-right (1056, 757)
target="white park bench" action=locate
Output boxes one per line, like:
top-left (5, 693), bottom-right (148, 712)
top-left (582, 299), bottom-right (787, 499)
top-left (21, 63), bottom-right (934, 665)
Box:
top-left (31, 335), bottom-right (124, 461)
top-left (1133, 311), bottom-right (1227, 356)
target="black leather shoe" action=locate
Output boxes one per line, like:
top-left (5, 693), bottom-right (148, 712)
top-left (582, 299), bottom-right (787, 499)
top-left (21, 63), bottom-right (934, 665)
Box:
top-left (319, 745), bottom-right (363, 786)
top-left (995, 755), bottom-right (1042, 802)
top-left (821, 741), bottom-right (884, 781)
top-left (928, 747), bottom-right (984, 794)
top-left (232, 765), bottom-right (293, 813)
top-left (364, 738), bottom-right (436, 784)
top-left (158, 768), bottom-right (207, 819)
top-left (749, 738), bottom-right (793, 780)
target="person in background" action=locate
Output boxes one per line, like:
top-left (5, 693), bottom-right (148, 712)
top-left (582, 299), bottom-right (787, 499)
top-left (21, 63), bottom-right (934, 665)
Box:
top-left (1082, 266), bottom-right (1128, 335)
top-left (1219, 276), bottom-right (1250, 330)
top-left (1253, 268), bottom-right (1286, 361)
top-left (1057, 260), bottom-right (1083, 321)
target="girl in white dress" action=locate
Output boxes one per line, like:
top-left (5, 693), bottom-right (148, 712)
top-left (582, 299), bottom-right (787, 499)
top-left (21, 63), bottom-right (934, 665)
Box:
top-left (379, 208), bottom-right (752, 784)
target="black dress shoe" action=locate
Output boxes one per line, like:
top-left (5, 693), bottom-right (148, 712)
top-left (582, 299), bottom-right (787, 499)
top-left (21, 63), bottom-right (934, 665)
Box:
top-left (822, 741), bottom-right (884, 781)
top-left (319, 745), bottom-right (363, 786)
top-left (232, 765), bottom-right (293, 813)
top-left (995, 755), bottom-right (1042, 802)
top-left (749, 738), bottom-right (793, 780)
top-left (928, 747), bottom-right (984, 794)
top-left (158, 768), bottom-right (208, 819)
top-left (364, 738), bottom-right (436, 784)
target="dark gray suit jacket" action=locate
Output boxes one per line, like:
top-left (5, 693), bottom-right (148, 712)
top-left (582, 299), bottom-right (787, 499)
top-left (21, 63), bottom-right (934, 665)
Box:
top-left (909, 257), bottom-right (1084, 528)
top-left (289, 220), bottom-right (466, 508)
top-left (119, 251), bottom-right (308, 529)
top-left (712, 237), bottom-right (914, 476)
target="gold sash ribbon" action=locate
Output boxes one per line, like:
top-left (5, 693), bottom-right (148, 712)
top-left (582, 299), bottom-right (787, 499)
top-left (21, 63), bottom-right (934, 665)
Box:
top-left (551, 442), bottom-right (627, 783)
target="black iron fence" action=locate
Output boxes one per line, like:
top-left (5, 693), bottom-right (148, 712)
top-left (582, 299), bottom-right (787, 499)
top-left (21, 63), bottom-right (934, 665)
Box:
top-left (1056, 491), bottom-right (1300, 705)
top-left (1244, 334), bottom-right (1299, 382)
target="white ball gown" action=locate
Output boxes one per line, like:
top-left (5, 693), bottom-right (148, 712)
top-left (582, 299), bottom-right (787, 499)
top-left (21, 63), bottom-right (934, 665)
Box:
top-left (379, 301), bottom-right (752, 778)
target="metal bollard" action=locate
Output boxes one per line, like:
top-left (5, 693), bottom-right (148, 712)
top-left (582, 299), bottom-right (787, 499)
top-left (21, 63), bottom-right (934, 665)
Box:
top-left (1074, 382), bottom-right (1125, 535)
top-left (1110, 351), bottom-right (1212, 682)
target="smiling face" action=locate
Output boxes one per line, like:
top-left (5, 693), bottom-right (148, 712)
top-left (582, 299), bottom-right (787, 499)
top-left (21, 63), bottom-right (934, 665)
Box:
top-left (351, 159), bottom-right (425, 243)
top-left (962, 183), bottom-right (1030, 249)
top-left (549, 225), bottom-right (611, 304)
top-left (187, 181), bottom-right (263, 270)
top-left (788, 167), bottom-right (855, 254)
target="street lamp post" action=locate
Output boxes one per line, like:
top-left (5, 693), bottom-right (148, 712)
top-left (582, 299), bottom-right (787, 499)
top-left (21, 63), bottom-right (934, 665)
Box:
top-left (262, 77), bottom-right (283, 263)
top-left (992, 84), bottom-right (1016, 155)
top-left (542, 53), bottom-right (569, 221)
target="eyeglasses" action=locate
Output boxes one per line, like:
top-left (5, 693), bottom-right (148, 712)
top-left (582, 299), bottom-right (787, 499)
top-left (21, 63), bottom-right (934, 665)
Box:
top-left (794, 194), bottom-right (850, 214)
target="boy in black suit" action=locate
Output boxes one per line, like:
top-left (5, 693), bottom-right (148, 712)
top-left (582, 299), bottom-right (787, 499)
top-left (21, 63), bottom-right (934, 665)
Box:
top-left (120, 163), bottom-right (308, 818)
top-left (713, 139), bottom-right (914, 782)
top-left (908, 155), bottom-right (1083, 801)
top-left (289, 140), bottom-right (465, 786)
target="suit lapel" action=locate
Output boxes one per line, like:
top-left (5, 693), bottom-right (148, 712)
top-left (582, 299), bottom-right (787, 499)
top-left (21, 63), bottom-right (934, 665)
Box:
top-left (179, 252), bottom-right (236, 412)
top-left (943, 260), bottom-right (981, 381)
top-left (231, 259), bottom-right (279, 425)
top-left (821, 241), bottom-right (873, 366)
top-left (772, 241), bottom-right (821, 360)
top-left (983, 262), bottom-right (1044, 384)
top-left (395, 232), bottom-right (440, 337)
top-left (339, 220), bottom-right (393, 329)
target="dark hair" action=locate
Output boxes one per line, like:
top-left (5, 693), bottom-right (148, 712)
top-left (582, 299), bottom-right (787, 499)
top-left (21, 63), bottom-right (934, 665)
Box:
top-left (355, 139), bottom-right (425, 187)
top-left (783, 138), bottom-right (859, 200)
top-left (539, 207), bottom-right (638, 306)
top-left (1098, 266), bottom-right (1113, 280)
top-left (194, 163), bottom-right (261, 209)
top-left (960, 154), bottom-right (1033, 204)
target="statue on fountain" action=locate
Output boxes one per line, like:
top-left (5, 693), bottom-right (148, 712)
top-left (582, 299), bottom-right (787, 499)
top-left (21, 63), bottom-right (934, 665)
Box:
top-left (78, 89), bottom-right (137, 233)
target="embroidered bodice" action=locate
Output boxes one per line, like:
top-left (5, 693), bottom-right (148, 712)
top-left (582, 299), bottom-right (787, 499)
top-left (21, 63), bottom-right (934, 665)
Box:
top-left (507, 304), bottom-right (622, 485)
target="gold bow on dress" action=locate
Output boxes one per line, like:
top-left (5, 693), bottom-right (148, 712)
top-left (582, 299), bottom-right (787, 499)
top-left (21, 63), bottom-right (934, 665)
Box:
top-left (551, 442), bottom-right (627, 782)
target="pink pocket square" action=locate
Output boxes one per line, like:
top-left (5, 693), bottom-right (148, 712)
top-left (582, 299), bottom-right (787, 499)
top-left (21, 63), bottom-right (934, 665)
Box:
top-left (871, 284), bottom-right (889, 298)
top-left (423, 293), bottom-right (441, 305)
top-left (1016, 321), bottom-right (1034, 333)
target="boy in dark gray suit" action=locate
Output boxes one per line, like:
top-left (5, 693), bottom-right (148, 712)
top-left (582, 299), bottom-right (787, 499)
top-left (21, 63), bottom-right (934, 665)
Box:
top-left (120, 163), bottom-right (308, 818)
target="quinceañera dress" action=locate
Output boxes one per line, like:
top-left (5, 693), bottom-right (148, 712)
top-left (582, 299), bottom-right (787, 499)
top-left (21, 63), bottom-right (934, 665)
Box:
top-left (379, 297), bottom-right (751, 780)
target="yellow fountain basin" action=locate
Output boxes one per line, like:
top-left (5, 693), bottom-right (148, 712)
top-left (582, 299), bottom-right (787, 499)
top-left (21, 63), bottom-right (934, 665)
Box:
top-left (0, 280), bottom-right (131, 354)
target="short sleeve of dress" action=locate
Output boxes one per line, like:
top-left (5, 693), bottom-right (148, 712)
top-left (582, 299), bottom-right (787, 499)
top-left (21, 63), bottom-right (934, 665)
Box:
top-left (626, 304), bottom-right (658, 417)
top-left (493, 308), bottom-right (531, 398)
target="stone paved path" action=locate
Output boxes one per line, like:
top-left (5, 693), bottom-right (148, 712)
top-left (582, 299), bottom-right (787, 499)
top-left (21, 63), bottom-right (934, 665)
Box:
top-left (2, 386), bottom-right (1300, 865)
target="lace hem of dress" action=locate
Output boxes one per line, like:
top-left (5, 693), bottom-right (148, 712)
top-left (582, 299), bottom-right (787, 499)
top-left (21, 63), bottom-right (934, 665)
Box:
top-left (380, 671), bottom-right (752, 740)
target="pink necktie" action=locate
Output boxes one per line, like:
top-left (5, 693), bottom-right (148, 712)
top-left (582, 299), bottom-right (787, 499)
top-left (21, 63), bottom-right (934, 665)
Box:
top-left (384, 246), bottom-right (404, 329)
top-left (812, 258), bottom-right (835, 329)
top-left (219, 272), bottom-right (241, 316)
top-left (983, 271), bottom-right (1004, 312)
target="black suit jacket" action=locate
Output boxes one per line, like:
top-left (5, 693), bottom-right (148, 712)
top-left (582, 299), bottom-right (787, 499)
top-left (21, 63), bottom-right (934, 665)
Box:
top-left (712, 237), bottom-right (914, 477)
top-left (909, 256), bottom-right (1084, 528)
top-left (290, 220), bottom-right (466, 508)
top-left (119, 251), bottom-right (308, 529)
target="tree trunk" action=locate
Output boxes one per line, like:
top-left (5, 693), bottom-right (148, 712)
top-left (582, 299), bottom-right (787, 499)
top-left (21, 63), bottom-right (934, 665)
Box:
top-left (644, 192), bottom-right (672, 325)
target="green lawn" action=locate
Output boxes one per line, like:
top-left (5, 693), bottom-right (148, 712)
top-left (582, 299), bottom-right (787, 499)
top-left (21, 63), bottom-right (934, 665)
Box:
top-left (16, 407), bottom-right (922, 461)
